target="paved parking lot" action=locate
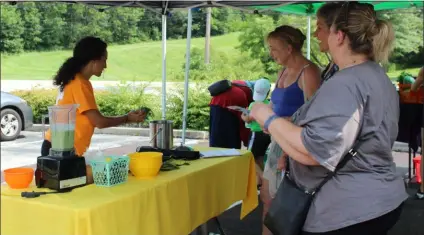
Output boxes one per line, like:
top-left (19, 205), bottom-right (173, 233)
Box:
top-left (0, 131), bottom-right (200, 170)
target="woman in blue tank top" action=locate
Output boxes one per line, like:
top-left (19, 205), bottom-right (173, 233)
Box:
top-left (258, 25), bottom-right (322, 235)
top-left (267, 27), bottom-right (321, 119)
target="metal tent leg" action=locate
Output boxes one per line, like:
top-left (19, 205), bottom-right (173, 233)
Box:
top-left (214, 217), bottom-right (227, 235)
top-left (181, 8), bottom-right (193, 145)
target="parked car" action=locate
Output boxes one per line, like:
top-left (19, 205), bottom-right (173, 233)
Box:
top-left (1, 91), bottom-right (33, 141)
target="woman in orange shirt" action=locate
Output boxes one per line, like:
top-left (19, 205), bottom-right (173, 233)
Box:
top-left (41, 37), bottom-right (146, 182)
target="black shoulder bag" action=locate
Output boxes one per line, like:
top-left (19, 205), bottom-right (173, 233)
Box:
top-left (263, 138), bottom-right (365, 235)
top-left (207, 79), bottom-right (250, 97)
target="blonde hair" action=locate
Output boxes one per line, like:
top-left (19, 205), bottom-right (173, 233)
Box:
top-left (267, 25), bottom-right (306, 52)
top-left (332, 2), bottom-right (395, 64)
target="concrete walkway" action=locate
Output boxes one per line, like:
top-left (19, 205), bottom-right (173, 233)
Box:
top-left (28, 124), bottom-right (209, 140)
top-left (0, 80), bottom-right (187, 92)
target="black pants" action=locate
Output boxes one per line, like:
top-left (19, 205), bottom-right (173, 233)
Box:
top-left (301, 203), bottom-right (403, 235)
top-left (41, 140), bottom-right (51, 156)
top-left (250, 131), bottom-right (271, 160)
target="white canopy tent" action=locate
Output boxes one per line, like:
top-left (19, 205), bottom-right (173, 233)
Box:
top-left (61, 0), bottom-right (300, 145)
top-left (13, 0), bottom-right (422, 145)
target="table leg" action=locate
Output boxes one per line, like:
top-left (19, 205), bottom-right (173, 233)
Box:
top-left (200, 223), bottom-right (208, 235)
top-left (214, 217), bottom-right (226, 235)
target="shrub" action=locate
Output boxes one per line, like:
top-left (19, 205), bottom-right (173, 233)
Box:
top-left (11, 82), bottom-right (212, 131)
top-left (12, 88), bottom-right (57, 124)
top-left (166, 83), bottom-right (211, 131)
top-left (11, 83), bottom-right (161, 127)
top-left (95, 82), bottom-right (161, 127)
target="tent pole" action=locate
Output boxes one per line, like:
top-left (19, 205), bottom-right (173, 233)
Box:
top-left (161, 13), bottom-right (167, 120)
top-left (307, 15), bottom-right (311, 60)
top-left (182, 9), bottom-right (192, 145)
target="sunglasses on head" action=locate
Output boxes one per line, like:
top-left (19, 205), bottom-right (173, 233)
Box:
top-left (339, 1), bottom-right (375, 26)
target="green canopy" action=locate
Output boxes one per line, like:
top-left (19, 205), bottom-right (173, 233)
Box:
top-left (254, 1), bottom-right (424, 15)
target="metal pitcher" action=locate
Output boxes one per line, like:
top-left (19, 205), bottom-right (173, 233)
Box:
top-left (149, 120), bottom-right (173, 149)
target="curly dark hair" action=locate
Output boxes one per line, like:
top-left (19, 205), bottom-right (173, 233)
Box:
top-left (53, 36), bottom-right (107, 91)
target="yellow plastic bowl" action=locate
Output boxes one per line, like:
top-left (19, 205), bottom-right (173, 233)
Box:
top-left (128, 152), bottom-right (163, 179)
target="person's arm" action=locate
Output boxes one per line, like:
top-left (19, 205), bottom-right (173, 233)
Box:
top-left (83, 110), bottom-right (128, 129)
top-left (73, 80), bottom-right (144, 129)
top-left (300, 65), bottom-right (322, 100)
top-left (250, 78), bottom-right (361, 171)
top-left (251, 108), bottom-right (319, 166)
top-left (411, 67), bottom-right (424, 91)
top-left (84, 110), bottom-right (146, 129)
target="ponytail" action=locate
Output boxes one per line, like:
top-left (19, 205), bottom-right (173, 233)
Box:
top-left (53, 57), bottom-right (86, 91)
top-left (53, 36), bottom-right (107, 91)
top-left (371, 20), bottom-right (395, 64)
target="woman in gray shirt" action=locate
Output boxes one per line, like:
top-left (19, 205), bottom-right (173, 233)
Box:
top-left (249, 2), bottom-right (408, 234)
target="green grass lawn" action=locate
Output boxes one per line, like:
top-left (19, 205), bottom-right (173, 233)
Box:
top-left (387, 67), bottom-right (421, 80)
top-left (0, 33), bottom-right (241, 81)
top-left (1, 32), bottom-right (421, 81)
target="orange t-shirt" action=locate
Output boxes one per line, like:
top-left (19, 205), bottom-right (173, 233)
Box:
top-left (45, 74), bottom-right (98, 156)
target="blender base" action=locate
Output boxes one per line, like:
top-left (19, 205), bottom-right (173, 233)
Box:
top-left (35, 155), bottom-right (87, 191)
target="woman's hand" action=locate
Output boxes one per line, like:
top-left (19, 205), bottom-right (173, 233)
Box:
top-left (241, 112), bottom-right (254, 123)
top-left (127, 110), bottom-right (147, 123)
top-left (250, 103), bottom-right (275, 128)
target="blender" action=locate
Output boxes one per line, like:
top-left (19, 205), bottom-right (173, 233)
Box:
top-left (35, 104), bottom-right (87, 191)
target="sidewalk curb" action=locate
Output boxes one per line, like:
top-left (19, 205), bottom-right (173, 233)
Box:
top-left (28, 124), bottom-right (209, 140)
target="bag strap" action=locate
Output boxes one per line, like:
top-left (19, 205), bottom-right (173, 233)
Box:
top-left (286, 94), bottom-right (388, 195)
top-left (284, 127), bottom-right (365, 194)
top-left (275, 68), bottom-right (286, 89)
top-left (312, 134), bottom-right (363, 194)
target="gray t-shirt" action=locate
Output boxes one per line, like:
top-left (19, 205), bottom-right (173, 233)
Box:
top-left (291, 61), bottom-right (408, 233)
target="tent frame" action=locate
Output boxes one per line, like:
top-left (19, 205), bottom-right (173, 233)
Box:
top-left (10, 0), bottom-right (422, 144)
top-left (6, 1), bottom-right (423, 234)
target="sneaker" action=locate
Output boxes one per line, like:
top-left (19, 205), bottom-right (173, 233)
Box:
top-left (416, 189), bottom-right (424, 200)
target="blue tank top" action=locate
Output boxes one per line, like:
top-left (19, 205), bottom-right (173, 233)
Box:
top-left (271, 65), bottom-right (309, 117)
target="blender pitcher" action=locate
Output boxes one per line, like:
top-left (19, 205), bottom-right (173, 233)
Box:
top-left (43, 104), bottom-right (79, 153)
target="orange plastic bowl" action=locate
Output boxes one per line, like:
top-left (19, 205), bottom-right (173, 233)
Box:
top-left (128, 152), bottom-right (163, 179)
top-left (4, 168), bottom-right (34, 189)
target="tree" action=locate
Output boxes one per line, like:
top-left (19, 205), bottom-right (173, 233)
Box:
top-left (16, 2), bottom-right (42, 51)
top-left (237, 15), bottom-right (279, 74)
top-left (138, 10), bottom-right (161, 41)
top-left (108, 7), bottom-right (144, 44)
top-left (379, 9), bottom-right (423, 66)
top-left (0, 3), bottom-right (24, 53)
top-left (36, 2), bottom-right (67, 50)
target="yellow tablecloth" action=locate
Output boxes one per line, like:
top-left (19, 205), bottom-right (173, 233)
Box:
top-left (1, 149), bottom-right (258, 235)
